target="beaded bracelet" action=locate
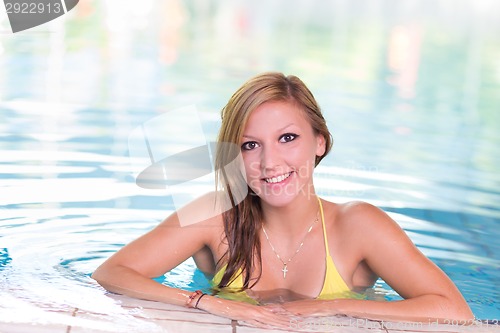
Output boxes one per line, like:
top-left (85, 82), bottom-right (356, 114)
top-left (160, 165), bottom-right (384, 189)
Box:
top-left (186, 290), bottom-right (205, 308)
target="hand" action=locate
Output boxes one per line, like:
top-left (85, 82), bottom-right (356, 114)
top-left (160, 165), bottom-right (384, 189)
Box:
top-left (282, 299), bottom-right (336, 317)
top-left (198, 296), bottom-right (293, 329)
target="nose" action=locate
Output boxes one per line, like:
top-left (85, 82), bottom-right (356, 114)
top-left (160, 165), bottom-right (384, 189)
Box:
top-left (260, 144), bottom-right (282, 172)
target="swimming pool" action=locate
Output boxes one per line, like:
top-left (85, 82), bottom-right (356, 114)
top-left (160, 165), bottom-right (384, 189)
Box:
top-left (1, 0), bottom-right (499, 330)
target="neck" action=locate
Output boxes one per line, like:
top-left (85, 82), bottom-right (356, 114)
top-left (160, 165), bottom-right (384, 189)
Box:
top-left (261, 194), bottom-right (320, 236)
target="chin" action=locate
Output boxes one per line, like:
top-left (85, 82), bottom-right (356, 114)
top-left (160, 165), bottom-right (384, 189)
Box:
top-left (261, 196), bottom-right (295, 208)
top-left (255, 186), bottom-right (303, 207)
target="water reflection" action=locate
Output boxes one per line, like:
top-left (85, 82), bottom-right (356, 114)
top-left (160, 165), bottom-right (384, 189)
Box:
top-left (1, 0), bottom-right (499, 322)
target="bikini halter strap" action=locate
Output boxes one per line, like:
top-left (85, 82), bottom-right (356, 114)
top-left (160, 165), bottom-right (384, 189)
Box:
top-left (317, 196), bottom-right (330, 257)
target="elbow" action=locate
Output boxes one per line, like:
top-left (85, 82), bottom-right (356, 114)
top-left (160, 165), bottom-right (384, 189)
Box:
top-left (451, 305), bottom-right (475, 322)
top-left (91, 263), bottom-right (136, 295)
top-left (91, 264), bottom-right (112, 290)
top-left (91, 268), bottom-right (105, 288)
top-left (90, 269), bottom-right (101, 284)
top-left (440, 295), bottom-right (475, 322)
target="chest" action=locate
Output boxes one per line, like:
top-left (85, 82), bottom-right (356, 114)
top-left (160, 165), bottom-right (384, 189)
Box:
top-left (210, 218), bottom-right (376, 297)
top-left (250, 230), bottom-right (328, 298)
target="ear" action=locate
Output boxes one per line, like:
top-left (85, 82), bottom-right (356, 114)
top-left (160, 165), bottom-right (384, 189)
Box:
top-left (315, 134), bottom-right (326, 157)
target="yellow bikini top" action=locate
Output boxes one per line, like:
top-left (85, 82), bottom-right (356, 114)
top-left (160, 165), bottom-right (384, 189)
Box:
top-left (212, 197), bottom-right (353, 302)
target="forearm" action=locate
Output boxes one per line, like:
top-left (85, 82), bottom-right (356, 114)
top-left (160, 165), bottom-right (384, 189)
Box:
top-left (92, 264), bottom-right (191, 307)
top-left (92, 265), bottom-right (293, 328)
top-left (284, 294), bottom-right (474, 323)
top-left (328, 296), bottom-right (474, 322)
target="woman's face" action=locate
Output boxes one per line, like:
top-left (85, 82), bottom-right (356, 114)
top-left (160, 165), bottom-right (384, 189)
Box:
top-left (240, 100), bottom-right (326, 207)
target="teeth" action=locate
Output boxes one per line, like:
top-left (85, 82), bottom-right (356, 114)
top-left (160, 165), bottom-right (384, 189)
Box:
top-left (265, 172), bottom-right (291, 184)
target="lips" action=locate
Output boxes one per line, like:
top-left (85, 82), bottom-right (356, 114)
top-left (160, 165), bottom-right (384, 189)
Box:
top-left (264, 172), bottom-right (292, 184)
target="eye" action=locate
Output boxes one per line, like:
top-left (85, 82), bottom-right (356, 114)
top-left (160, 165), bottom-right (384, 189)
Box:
top-left (241, 141), bottom-right (259, 151)
top-left (279, 133), bottom-right (298, 143)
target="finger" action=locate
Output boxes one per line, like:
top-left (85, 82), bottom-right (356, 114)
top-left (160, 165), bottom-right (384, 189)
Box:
top-left (263, 304), bottom-right (292, 315)
top-left (245, 319), bottom-right (290, 330)
top-left (242, 319), bottom-right (277, 329)
top-left (261, 314), bottom-right (294, 329)
top-left (242, 313), bottom-right (289, 329)
top-left (236, 307), bottom-right (294, 329)
top-left (282, 305), bottom-right (307, 316)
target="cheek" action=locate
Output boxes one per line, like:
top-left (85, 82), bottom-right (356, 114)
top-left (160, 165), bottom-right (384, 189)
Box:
top-left (289, 147), bottom-right (316, 168)
top-left (285, 152), bottom-right (316, 181)
top-left (242, 159), bottom-right (263, 193)
top-left (242, 156), bottom-right (260, 178)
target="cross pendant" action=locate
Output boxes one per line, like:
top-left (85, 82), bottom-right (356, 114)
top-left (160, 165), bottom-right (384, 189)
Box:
top-left (282, 264), bottom-right (288, 279)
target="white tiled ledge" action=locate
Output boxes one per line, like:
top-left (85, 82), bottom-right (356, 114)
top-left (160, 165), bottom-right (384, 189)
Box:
top-left (0, 294), bottom-right (498, 333)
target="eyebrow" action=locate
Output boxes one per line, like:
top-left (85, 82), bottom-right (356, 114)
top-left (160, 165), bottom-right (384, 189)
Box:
top-left (242, 123), bottom-right (296, 140)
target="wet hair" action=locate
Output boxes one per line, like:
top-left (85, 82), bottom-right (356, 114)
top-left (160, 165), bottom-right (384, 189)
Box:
top-left (215, 72), bottom-right (333, 290)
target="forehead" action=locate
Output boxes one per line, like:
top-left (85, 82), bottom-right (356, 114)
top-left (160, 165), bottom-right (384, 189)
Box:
top-left (244, 100), bottom-right (310, 131)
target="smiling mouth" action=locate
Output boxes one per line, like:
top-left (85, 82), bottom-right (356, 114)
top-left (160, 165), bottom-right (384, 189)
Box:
top-left (264, 172), bottom-right (292, 184)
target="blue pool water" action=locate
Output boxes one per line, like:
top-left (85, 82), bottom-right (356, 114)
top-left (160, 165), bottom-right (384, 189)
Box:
top-left (1, 0), bottom-right (499, 324)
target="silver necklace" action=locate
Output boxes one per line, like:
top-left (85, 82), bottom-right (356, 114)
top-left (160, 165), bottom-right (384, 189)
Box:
top-left (262, 213), bottom-right (318, 279)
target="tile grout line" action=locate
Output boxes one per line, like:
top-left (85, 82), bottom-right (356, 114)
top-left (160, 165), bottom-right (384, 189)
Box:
top-left (80, 306), bottom-right (232, 326)
top-left (66, 308), bottom-right (78, 333)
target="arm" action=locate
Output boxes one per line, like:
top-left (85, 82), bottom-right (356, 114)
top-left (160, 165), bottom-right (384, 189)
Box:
top-left (283, 202), bottom-right (474, 322)
top-left (91, 211), bottom-right (207, 307)
top-left (91, 196), bottom-right (292, 327)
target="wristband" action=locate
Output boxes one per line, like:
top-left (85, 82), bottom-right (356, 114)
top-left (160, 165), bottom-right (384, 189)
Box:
top-left (194, 293), bottom-right (207, 309)
top-left (185, 290), bottom-right (203, 308)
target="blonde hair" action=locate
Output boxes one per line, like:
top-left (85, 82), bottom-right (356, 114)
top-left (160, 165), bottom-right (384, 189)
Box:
top-left (215, 72), bottom-right (332, 289)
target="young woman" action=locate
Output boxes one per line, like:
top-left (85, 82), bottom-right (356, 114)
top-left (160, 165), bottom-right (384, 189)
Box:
top-left (92, 72), bottom-right (473, 328)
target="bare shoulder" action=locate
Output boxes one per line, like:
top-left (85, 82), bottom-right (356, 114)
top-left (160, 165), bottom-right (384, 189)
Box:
top-left (333, 201), bottom-right (404, 236)
top-left (154, 191), bottom-right (227, 255)
top-left (159, 191), bottom-right (226, 229)
top-left (336, 200), bottom-right (386, 217)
